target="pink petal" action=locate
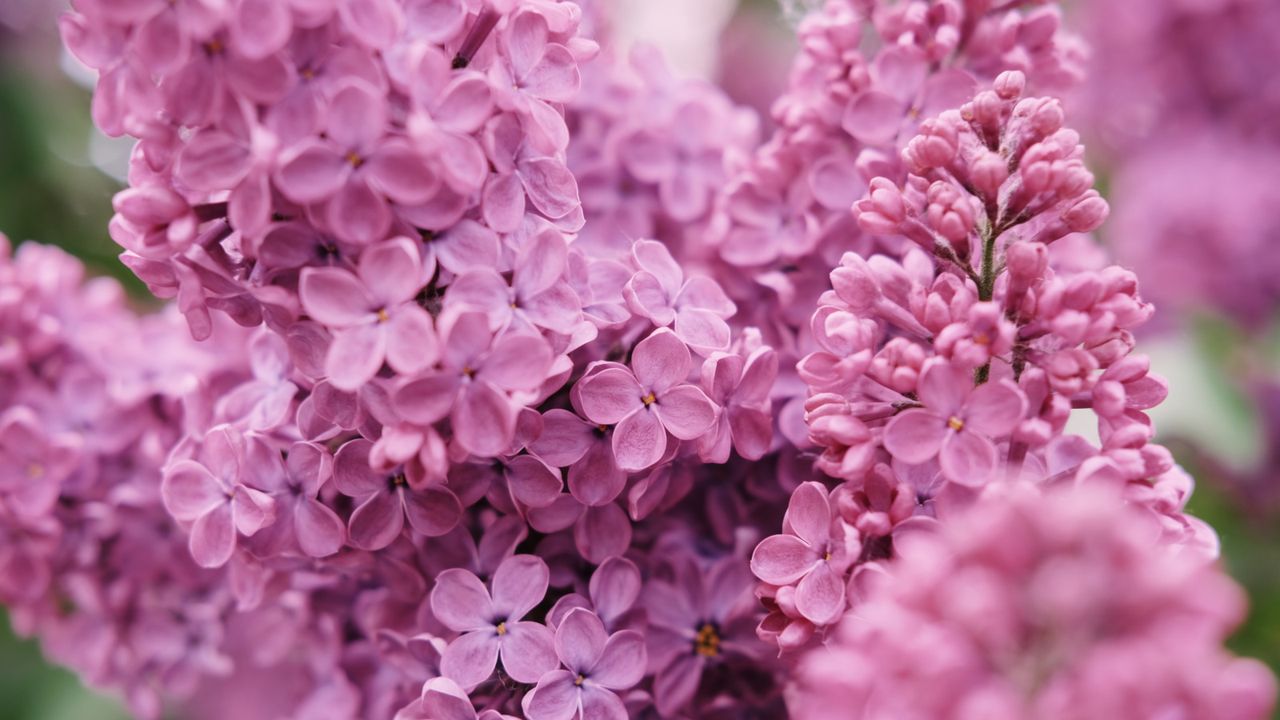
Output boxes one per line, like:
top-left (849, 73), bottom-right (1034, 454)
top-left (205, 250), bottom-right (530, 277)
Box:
top-left (654, 385), bottom-right (717, 440)
top-left (577, 369), bottom-right (643, 425)
top-left (631, 329), bottom-right (691, 394)
top-left (652, 654), bottom-right (703, 717)
top-left (231, 0), bottom-right (292, 59)
top-left (339, 0), bottom-right (404, 51)
top-left (366, 138), bottom-right (440, 205)
top-left (795, 561), bottom-right (846, 625)
top-left (189, 501), bottom-right (236, 568)
top-left (402, 486), bottom-right (462, 537)
top-left (573, 503), bottom-right (632, 564)
top-left (591, 630), bottom-right (645, 690)
top-left (964, 379), bottom-right (1027, 437)
top-left (579, 685), bottom-right (626, 720)
top-left (526, 670), bottom-right (578, 720)
top-left (432, 568), bottom-right (496, 633)
top-left (872, 45), bottom-right (928, 103)
top-left (295, 498), bottom-right (346, 557)
top-left (333, 439), bottom-right (385, 497)
top-left (505, 455), bottom-right (563, 508)
top-left (939, 431), bottom-right (998, 486)
top-left (299, 267), bottom-right (375, 326)
top-left (175, 129), bottom-right (250, 192)
top-left (750, 534), bottom-right (817, 585)
top-left (499, 621), bottom-right (558, 683)
top-left (518, 157), bottom-right (580, 220)
top-left (842, 90), bottom-right (904, 146)
top-left (623, 272), bottom-right (676, 326)
top-left (481, 333), bottom-right (554, 391)
top-left (492, 554), bottom-right (549, 621)
top-left (520, 44), bottom-right (579, 103)
top-left (327, 178), bottom-right (392, 244)
top-left (325, 323), bottom-right (386, 391)
top-left (421, 677), bottom-right (480, 720)
top-left (394, 374), bottom-right (459, 426)
top-left (436, 76), bottom-right (494, 134)
top-left (589, 557), bottom-right (641, 625)
top-left (228, 168), bottom-right (272, 239)
top-left (505, 9), bottom-right (548, 76)
top-left (386, 305), bottom-right (438, 376)
top-left (916, 360), bottom-right (970, 416)
top-left (611, 409), bottom-right (666, 472)
top-left (348, 490), bottom-right (404, 550)
top-left (161, 460), bottom-right (225, 521)
top-left (359, 236), bottom-right (424, 306)
top-left (728, 405), bottom-right (773, 460)
top-left (440, 630), bottom-right (500, 688)
top-left (673, 307), bottom-right (731, 355)
top-left (276, 141), bottom-right (349, 204)
top-left (435, 220), bottom-right (500, 275)
top-left (446, 269), bottom-right (511, 317)
top-left (528, 411), bottom-right (593, 466)
top-left (453, 382), bottom-right (516, 457)
top-left (568, 440), bottom-right (625, 507)
top-left (882, 409), bottom-right (947, 465)
top-left (481, 172), bottom-right (525, 233)
top-left (785, 482), bottom-right (832, 548)
top-left (515, 229), bottom-right (569, 297)
top-left (555, 607), bottom-right (607, 673)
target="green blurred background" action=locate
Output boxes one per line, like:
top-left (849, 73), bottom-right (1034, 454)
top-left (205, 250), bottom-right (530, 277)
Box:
top-left (0, 2), bottom-right (1275, 718)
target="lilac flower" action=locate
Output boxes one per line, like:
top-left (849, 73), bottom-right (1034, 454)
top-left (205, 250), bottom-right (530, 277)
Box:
top-left (333, 438), bottom-right (461, 550)
top-left (0, 409), bottom-right (79, 519)
top-left (548, 556), bottom-right (643, 632)
top-left (883, 359), bottom-right (1028, 485)
top-left (299, 236), bottom-right (437, 390)
top-left (491, 9), bottom-right (581, 153)
top-left (699, 345), bottom-right (776, 463)
top-left (576, 328), bottom-right (718, 471)
top-left (249, 441), bottom-right (347, 558)
top-left (276, 79), bottom-right (435, 243)
top-left (393, 311), bottom-right (554, 457)
top-left (161, 425), bottom-right (278, 568)
top-left (528, 409), bottom-right (625, 507)
top-left (525, 608), bottom-right (646, 720)
top-left (445, 226), bottom-right (584, 335)
top-left (750, 482), bottom-right (857, 626)
top-left (429, 554), bottom-right (559, 688)
top-left (622, 240), bottom-right (737, 354)
top-left (215, 330), bottom-right (297, 431)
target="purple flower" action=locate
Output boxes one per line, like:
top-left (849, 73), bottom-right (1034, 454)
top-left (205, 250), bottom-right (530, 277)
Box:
top-left (445, 226), bottom-right (584, 335)
top-left (491, 9), bottom-right (580, 153)
top-left (299, 236), bottom-right (438, 391)
top-left (276, 79), bottom-right (435, 244)
top-left (622, 240), bottom-right (736, 354)
top-left (750, 482), bottom-right (857, 626)
top-left (576, 328), bottom-right (718, 471)
top-left (528, 408), bottom-right (625, 507)
top-left (0, 408), bottom-right (79, 519)
top-left (333, 438), bottom-right (461, 550)
top-left (161, 425), bottom-right (279, 567)
top-left (699, 345), bottom-right (776, 463)
top-left (525, 608), bottom-right (646, 720)
top-left (249, 441), bottom-right (347, 558)
top-left (393, 311), bottom-right (554, 457)
top-left (430, 554), bottom-right (559, 688)
top-left (883, 359), bottom-right (1027, 485)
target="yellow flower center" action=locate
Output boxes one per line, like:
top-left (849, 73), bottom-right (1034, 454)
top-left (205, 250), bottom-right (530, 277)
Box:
top-left (694, 623), bottom-right (721, 658)
top-left (641, 392), bottom-right (657, 407)
top-left (496, 621), bottom-right (507, 636)
top-left (376, 308), bottom-right (390, 323)
top-left (947, 416), bottom-right (965, 432)
top-left (574, 674), bottom-right (586, 687)
top-left (27, 463), bottom-right (44, 479)
top-left (346, 151), bottom-right (364, 168)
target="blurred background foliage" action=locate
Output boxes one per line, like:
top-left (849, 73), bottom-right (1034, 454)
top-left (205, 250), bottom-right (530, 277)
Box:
top-left (0, 1), bottom-right (1276, 717)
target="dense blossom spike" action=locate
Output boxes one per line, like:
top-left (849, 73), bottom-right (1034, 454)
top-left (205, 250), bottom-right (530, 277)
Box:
top-left (0, 1), bottom-right (1269, 719)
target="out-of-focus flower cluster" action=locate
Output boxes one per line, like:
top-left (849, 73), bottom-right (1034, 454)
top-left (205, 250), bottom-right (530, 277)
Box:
top-left (0, 1), bottom-right (1269, 719)
top-left (790, 487), bottom-right (1277, 720)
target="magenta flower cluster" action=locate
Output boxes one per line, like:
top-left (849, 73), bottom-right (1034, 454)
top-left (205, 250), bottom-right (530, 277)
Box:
top-left (0, 1), bottom-right (1271, 719)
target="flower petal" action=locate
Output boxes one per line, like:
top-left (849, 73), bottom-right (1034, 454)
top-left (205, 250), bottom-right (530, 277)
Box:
top-left (750, 534), bottom-right (817, 585)
top-left (347, 490), bottom-right (404, 550)
top-left (491, 554), bottom-right (549, 621)
top-left (499, 621), bottom-right (558, 683)
top-left (325, 323), bottom-right (386, 391)
top-left (299, 266), bottom-right (375, 326)
top-left (295, 497), bottom-right (347, 557)
top-left (794, 561), bottom-right (846, 625)
top-left (654, 385), bottom-right (717, 440)
top-left (525, 670), bottom-right (578, 720)
top-left (611, 408), bottom-right (666, 472)
top-left (402, 486), bottom-right (462, 537)
top-left (577, 368), bottom-right (643, 425)
top-left (556, 607), bottom-right (607, 674)
top-left (590, 629), bottom-right (646, 690)
top-left (882, 409), bottom-right (947, 465)
top-left (440, 630), bottom-right (500, 689)
top-left (431, 568), bottom-right (495, 633)
top-left (631, 329), bottom-right (690, 394)
top-left (189, 501), bottom-right (236, 568)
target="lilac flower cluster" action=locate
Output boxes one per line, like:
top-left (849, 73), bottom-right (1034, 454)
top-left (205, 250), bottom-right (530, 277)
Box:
top-left (789, 487), bottom-right (1277, 720)
top-left (0, 235), bottom-right (251, 717)
top-left (0, 1), bottom-right (1270, 719)
top-left (754, 71), bottom-right (1217, 654)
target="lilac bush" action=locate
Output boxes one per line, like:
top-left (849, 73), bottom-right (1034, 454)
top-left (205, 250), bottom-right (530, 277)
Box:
top-left (0, 1), bottom-right (1271, 719)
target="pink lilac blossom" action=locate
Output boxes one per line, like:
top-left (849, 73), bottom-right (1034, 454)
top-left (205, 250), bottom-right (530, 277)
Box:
top-left (788, 487), bottom-right (1277, 720)
top-left (0, 1), bottom-right (1269, 719)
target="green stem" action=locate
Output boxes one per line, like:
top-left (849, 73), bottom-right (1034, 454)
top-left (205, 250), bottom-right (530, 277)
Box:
top-left (974, 225), bottom-right (998, 385)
